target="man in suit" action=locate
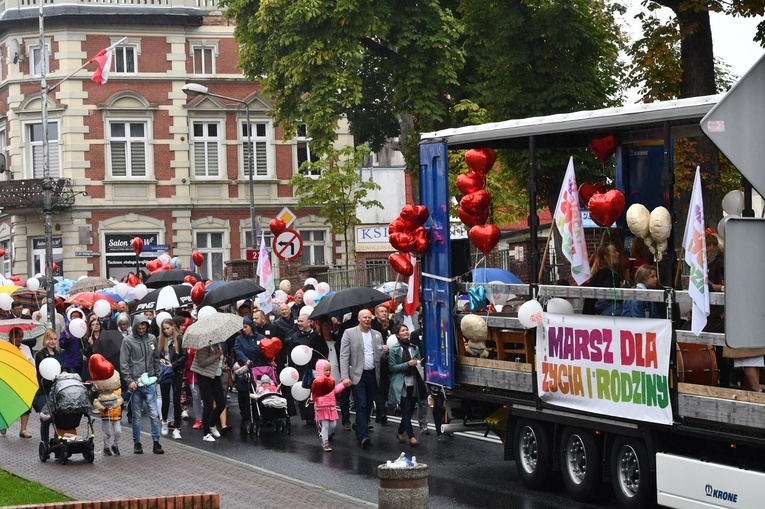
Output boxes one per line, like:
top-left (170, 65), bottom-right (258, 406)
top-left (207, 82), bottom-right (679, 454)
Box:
top-left (340, 309), bottom-right (387, 449)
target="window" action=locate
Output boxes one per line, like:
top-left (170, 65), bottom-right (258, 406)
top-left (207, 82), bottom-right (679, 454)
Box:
top-left (0, 240), bottom-right (9, 276)
top-left (191, 121), bottom-right (221, 177)
top-left (193, 47), bottom-right (215, 75)
top-left (109, 121), bottom-right (147, 178)
top-left (114, 46), bottom-right (136, 74)
top-left (365, 259), bottom-right (390, 286)
top-left (28, 122), bottom-right (60, 179)
top-left (296, 123), bottom-right (320, 175)
top-left (241, 121), bottom-right (272, 178)
top-left (300, 230), bottom-right (327, 266)
top-left (0, 126), bottom-right (7, 181)
top-left (31, 44), bottom-right (50, 77)
top-left (244, 230), bottom-right (273, 252)
top-left (196, 232), bottom-right (225, 280)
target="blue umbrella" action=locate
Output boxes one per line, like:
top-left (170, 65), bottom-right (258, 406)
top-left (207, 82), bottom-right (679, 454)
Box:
top-left (472, 268), bottom-right (523, 284)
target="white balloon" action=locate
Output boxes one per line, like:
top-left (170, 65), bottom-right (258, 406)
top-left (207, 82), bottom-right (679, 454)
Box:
top-left (27, 278), bottom-right (40, 291)
top-left (69, 318), bottom-right (88, 338)
top-left (134, 284), bottom-right (148, 299)
top-left (39, 357), bottom-right (62, 381)
top-left (197, 306), bottom-right (217, 319)
top-left (290, 345), bottom-right (312, 366)
top-left (291, 383), bottom-right (311, 401)
top-left (279, 366), bottom-right (300, 386)
top-left (722, 190), bottom-right (744, 217)
top-left (316, 282), bottom-right (330, 295)
top-left (115, 283), bottom-right (129, 298)
top-left (626, 203), bottom-right (651, 239)
top-left (518, 300), bottom-right (544, 329)
top-left (304, 278), bottom-right (318, 288)
top-left (274, 290), bottom-right (288, 302)
top-left (93, 299), bottom-right (112, 318)
top-left (546, 298), bottom-right (574, 315)
top-left (39, 304), bottom-right (48, 323)
top-left (159, 254), bottom-right (172, 265)
top-left (386, 335), bottom-right (398, 348)
top-left (303, 289), bottom-right (319, 307)
top-left (299, 306), bottom-right (314, 317)
top-left (156, 311), bottom-right (172, 326)
top-left (0, 293), bottom-right (13, 311)
top-left (78, 275), bottom-right (88, 281)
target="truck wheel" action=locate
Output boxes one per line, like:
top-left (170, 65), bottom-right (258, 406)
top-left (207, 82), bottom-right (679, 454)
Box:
top-left (560, 427), bottom-right (602, 502)
top-left (610, 437), bottom-right (656, 508)
top-left (513, 419), bottom-right (553, 490)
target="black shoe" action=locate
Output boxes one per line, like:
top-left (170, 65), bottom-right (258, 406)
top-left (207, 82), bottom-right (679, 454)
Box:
top-left (361, 438), bottom-right (372, 449)
top-left (153, 441), bottom-right (164, 454)
top-left (134, 443), bottom-right (143, 454)
top-left (220, 426), bottom-right (232, 436)
top-left (111, 445), bottom-right (121, 456)
top-left (351, 422), bottom-right (357, 431)
top-left (379, 418), bottom-right (388, 427)
top-left (368, 423), bottom-right (374, 431)
top-left (103, 447), bottom-right (112, 456)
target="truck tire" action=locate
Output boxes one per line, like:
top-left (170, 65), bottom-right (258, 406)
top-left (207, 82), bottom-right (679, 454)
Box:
top-left (513, 419), bottom-right (553, 490)
top-left (610, 437), bottom-right (656, 508)
top-left (560, 427), bottom-right (602, 502)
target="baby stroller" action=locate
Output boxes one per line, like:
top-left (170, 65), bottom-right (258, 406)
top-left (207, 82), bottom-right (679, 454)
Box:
top-left (244, 366), bottom-right (291, 437)
top-left (38, 373), bottom-right (96, 464)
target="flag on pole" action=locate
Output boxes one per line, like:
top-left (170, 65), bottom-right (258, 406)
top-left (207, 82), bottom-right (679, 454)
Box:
top-left (256, 230), bottom-right (274, 315)
top-left (90, 48), bottom-right (113, 85)
top-left (682, 167), bottom-right (709, 335)
top-left (553, 157), bottom-right (590, 285)
top-left (404, 255), bottom-right (419, 316)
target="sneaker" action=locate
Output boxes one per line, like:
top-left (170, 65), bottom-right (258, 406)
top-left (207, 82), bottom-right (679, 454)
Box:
top-left (161, 421), bottom-right (169, 436)
top-left (343, 422), bottom-right (352, 431)
top-left (111, 445), bottom-right (121, 456)
top-left (409, 437), bottom-right (419, 446)
top-left (367, 424), bottom-right (374, 431)
top-left (172, 429), bottom-right (182, 440)
top-left (210, 426), bottom-right (221, 438)
top-left (361, 437), bottom-right (372, 449)
top-left (134, 443), bottom-right (143, 454)
top-left (152, 441), bottom-right (164, 454)
top-left (181, 409), bottom-right (190, 420)
top-left (420, 427), bottom-right (431, 435)
top-left (323, 442), bottom-right (332, 452)
top-left (193, 420), bottom-right (203, 429)
top-left (19, 430), bottom-right (31, 438)
top-left (103, 447), bottom-right (112, 456)
top-left (203, 433), bottom-right (215, 442)
top-left (437, 435), bottom-right (447, 443)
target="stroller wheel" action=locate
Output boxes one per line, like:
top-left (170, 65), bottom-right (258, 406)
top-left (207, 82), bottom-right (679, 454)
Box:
top-left (61, 447), bottom-right (68, 465)
top-left (38, 442), bottom-right (48, 463)
top-left (84, 443), bottom-right (95, 463)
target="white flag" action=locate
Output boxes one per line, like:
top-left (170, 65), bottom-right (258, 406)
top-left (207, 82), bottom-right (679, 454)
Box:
top-left (682, 167), bottom-right (709, 335)
top-left (256, 231), bottom-right (274, 315)
top-left (553, 157), bottom-right (590, 285)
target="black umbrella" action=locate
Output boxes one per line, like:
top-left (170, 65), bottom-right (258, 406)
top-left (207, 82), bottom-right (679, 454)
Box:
top-left (199, 279), bottom-right (265, 309)
top-left (132, 285), bottom-right (193, 314)
top-left (309, 287), bottom-right (391, 319)
top-left (145, 270), bottom-right (203, 289)
top-left (92, 330), bottom-right (124, 370)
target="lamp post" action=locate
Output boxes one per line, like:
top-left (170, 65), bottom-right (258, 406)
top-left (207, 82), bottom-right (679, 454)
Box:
top-left (182, 83), bottom-right (258, 272)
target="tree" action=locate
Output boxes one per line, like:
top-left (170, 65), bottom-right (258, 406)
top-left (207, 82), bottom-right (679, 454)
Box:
top-left (289, 146), bottom-right (382, 275)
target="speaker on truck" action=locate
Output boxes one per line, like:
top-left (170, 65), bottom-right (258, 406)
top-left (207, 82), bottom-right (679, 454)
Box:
top-left (452, 238), bottom-right (472, 280)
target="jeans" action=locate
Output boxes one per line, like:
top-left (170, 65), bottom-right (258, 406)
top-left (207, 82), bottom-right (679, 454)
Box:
top-left (398, 390), bottom-right (416, 439)
top-left (338, 386), bottom-right (351, 425)
top-left (131, 384), bottom-right (161, 444)
top-left (160, 372), bottom-right (183, 425)
top-left (352, 370), bottom-right (377, 443)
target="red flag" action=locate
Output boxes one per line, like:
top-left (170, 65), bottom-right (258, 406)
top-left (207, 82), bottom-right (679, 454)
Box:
top-left (404, 255), bottom-right (419, 316)
top-left (90, 48), bottom-right (113, 85)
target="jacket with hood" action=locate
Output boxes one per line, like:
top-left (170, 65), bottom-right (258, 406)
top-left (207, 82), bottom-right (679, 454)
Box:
top-left (58, 307), bottom-right (85, 369)
top-left (234, 316), bottom-right (268, 367)
top-left (311, 359), bottom-right (345, 412)
top-left (119, 315), bottom-right (160, 386)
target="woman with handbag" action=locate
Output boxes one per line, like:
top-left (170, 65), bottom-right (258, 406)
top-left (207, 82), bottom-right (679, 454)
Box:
top-left (157, 318), bottom-right (187, 439)
top-left (388, 324), bottom-right (426, 447)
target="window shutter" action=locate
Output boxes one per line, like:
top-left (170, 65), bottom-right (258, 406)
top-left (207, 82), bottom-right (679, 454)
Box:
top-left (111, 141), bottom-right (127, 177)
top-left (255, 141), bottom-right (267, 176)
top-left (130, 142), bottom-right (146, 177)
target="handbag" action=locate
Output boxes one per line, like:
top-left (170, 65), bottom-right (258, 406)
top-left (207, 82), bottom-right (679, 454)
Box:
top-left (301, 367), bottom-right (315, 389)
top-left (158, 364), bottom-right (174, 384)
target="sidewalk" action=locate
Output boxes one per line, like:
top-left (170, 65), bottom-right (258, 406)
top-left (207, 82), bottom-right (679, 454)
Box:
top-left (0, 421), bottom-right (375, 509)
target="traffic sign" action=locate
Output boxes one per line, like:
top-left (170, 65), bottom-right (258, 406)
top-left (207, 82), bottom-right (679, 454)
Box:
top-left (272, 228), bottom-right (303, 261)
top-left (701, 53), bottom-right (765, 194)
top-left (245, 249), bottom-right (259, 262)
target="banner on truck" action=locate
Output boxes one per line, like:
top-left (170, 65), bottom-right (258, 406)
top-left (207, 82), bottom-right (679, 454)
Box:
top-left (537, 313), bottom-right (673, 425)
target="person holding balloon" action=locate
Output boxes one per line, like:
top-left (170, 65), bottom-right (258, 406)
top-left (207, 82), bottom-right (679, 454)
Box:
top-left (35, 330), bottom-right (65, 442)
top-left (58, 307), bottom-right (86, 376)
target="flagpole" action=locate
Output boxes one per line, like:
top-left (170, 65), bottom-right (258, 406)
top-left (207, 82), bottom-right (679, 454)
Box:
top-left (537, 226), bottom-right (553, 283)
top-left (48, 37), bottom-right (127, 93)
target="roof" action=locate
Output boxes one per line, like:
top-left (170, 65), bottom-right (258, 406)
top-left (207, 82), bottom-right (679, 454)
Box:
top-left (421, 95), bottom-right (723, 150)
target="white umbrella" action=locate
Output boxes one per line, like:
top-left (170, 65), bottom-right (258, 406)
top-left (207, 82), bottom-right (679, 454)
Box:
top-left (373, 281), bottom-right (409, 299)
top-left (133, 285), bottom-right (192, 314)
top-left (182, 313), bottom-right (243, 349)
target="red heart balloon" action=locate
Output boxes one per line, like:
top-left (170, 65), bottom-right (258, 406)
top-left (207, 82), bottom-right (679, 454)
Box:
top-left (399, 205), bottom-right (420, 226)
top-left (464, 148), bottom-right (496, 175)
top-left (578, 183), bottom-right (607, 206)
top-left (191, 251), bottom-right (204, 268)
top-left (260, 337), bottom-right (282, 360)
top-left (388, 218), bottom-right (408, 235)
top-left (146, 259), bottom-right (161, 272)
top-left (311, 375), bottom-right (336, 398)
top-left (410, 227), bottom-right (430, 255)
top-left (269, 218), bottom-right (287, 236)
top-left (456, 171), bottom-right (485, 195)
top-left (589, 135), bottom-right (618, 162)
top-left (0, 248), bottom-right (6, 257)
top-left (52, 262), bottom-right (58, 274)
top-left (191, 282), bottom-right (206, 305)
top-left (131, 237), bottom-right (144, 256)
top-left (389, 232), bottom-right (415, 253)
top-left (458, 207), bottom-right (489, 228)
top-left (469, 224), bottom-right (501, 255)
top-left (460, 190), bottom-right (492, 215)
top-left (588, 189), bottom-right (626, 227)
top-left (389, 252), bottom-right (414, 277)
top-left (184, 275), bottom-right (198, 285)
top-left (413, 205), bottom-right (429, 227)
top-left (88, 353), bottom-right (114, 381)
top-left (127, 274), bottom-right (140, 287)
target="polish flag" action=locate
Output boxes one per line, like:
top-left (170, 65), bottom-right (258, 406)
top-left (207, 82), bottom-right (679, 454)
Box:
top-left (90, 48), bottom-right (113, 85)
top-left (404, 255), bottom-right (419, 316)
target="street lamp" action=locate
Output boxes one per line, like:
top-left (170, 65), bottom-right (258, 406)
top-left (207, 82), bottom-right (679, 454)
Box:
top-left (182, 83), bottom-right (258, 270)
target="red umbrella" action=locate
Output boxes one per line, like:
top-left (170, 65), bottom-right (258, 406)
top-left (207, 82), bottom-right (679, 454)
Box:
top-left (65, 292), bottom-right (118, 310)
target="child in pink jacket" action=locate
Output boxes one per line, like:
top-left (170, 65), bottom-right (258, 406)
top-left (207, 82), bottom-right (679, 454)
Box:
top-left (312, 359), bottom-right (345, 452)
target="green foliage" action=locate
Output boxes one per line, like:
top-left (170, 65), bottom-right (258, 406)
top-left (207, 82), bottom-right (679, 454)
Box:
top-left (0, 469), bottom-right (71, 505)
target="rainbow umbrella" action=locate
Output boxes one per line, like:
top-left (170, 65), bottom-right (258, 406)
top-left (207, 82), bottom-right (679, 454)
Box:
top-left (11, 287), bottom-right (46, 311)
top-left (0, 339), bottom-right (38, 430)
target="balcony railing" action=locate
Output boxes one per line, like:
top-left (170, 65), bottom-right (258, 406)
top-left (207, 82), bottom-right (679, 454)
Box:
top-left (0, 178), bottom-right (77, 213)
top-left (2, 0), bottom-right (216, 13)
